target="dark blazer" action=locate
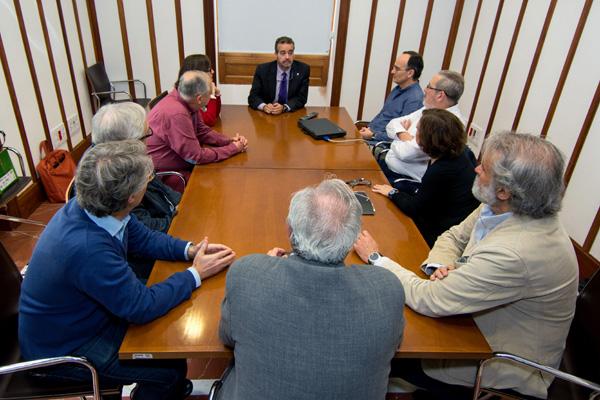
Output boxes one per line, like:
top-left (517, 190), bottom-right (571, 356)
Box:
top-left (217, 253), bottom-right (405, 400)
top-left (248, 60), bottom-right (310, 112)
top-left (390, 148), bottom-right (480, 247)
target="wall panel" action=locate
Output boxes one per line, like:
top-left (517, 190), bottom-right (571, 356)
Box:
top-left (61, 0), bottom-right (93, 135)
top-left (361, 0), bottom-right (400, 121)
top-left (181, 0), bottom-right (205, 57)
top-left (153, 0), bottom-right (179, 93)
top-left (468, 1), bottom-right (520, 132)
top-left (95, 1), bottom-right (127, 91)
top-left (123, 0), bottom-right (156, 98)
top-left (490, 0), bottom-right (550, 135)
top-left (420, 0), bottom-right (455, 85)
top-left (517, 0), bottom-right (584, 135)
top-left (561, 113), bottom-right (600, 245)
top-left (448, 0), bottom-right (478, 74)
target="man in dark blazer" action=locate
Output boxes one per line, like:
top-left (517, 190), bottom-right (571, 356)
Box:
top-left (216, 179), bottom-right (405, 400)
top-left (248, 36), bottom-right (310, 114)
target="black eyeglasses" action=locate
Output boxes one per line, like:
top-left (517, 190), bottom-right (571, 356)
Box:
top-left (345, 178), bottom-right (372, 188)
top-left (426, 83), bottom-right (447, 96)
top-left (139, 127), bottom-right (153, 141)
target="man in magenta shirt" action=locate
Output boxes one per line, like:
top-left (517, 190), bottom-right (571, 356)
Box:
top-left (147, 70), bottom-right (248, 191)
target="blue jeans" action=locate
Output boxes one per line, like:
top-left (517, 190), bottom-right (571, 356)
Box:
top-left (38, 319), bottom-right (188, 400)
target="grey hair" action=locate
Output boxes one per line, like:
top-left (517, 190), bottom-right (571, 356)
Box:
top-left (91, 102), bottom-right (147, 144)
top-left (287, 179), bottom-right (362, 264)
top-left (76, 140), bottom-right (154, 217)
top-left (484, 131), bottom-right (565, 218)
top-left (437, 70), bottom-right (464, 104)
top-left (178, 70), bottom-right (210, 101)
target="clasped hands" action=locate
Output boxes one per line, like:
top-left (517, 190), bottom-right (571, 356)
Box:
top-left (231, 133), bottom-right (248, 152)
top-left (187, 237), bottom-right (236, 280)
top-left (263, 103), bottom-right (285, 115)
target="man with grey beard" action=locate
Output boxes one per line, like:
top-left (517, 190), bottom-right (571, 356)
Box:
top-left (354, 132), bottom-right (578, 399)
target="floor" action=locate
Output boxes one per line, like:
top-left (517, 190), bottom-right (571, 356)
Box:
top-left (1, 202), bottom-right (505, 399)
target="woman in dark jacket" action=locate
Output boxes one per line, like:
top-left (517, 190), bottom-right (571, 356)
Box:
top-left (372, 108), bottom-right (480, 247)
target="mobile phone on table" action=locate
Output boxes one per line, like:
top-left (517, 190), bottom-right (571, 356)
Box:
top-left (354, 191), bottom-right (375, 215)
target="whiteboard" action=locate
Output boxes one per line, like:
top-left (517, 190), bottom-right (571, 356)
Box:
top-left (217, 0), bottom-right (334, 54)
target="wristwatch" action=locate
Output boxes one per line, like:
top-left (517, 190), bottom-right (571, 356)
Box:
top-left (368, 251), bottom-right (382, 265)
top-left (388, 188), bottom-right (399, 198)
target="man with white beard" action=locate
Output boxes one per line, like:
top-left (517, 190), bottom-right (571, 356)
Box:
top-left (354, 132), bottom-right (578, 399)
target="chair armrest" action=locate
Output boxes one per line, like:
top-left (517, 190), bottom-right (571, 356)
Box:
top-left (208, 360), bottom-right (234, 400)
top-left (354, 120), bottom-right (371, 130)
top-left (111, 79), bottom-right (148, 98)
top-left (371, 141), bottom-right (392, 161)
top-left (473, 352), bottom-right (600, 400)
top-left (156, 171), bottom-right (187, 191)
top-left (0, 356), bottom-right (102, 400)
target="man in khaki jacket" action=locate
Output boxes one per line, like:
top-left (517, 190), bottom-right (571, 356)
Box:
top-left (355, 131), bottom-right (578, 399)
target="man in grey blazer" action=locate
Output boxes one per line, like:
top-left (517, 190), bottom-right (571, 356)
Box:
top-left (217, 179), bottom-right (405, 400)
top-left (355, 132), bottom-right (579, 399)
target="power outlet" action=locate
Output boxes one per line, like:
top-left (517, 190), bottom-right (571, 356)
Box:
top-left (51, 122), bottom-right (66, 148)
top-left (67, 114), bottom-right (80, 135)
top-left (467, 123), bottom-right (485, 159)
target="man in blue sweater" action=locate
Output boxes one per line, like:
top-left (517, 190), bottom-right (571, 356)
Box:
top-left (19, 140), bottom-right (235, 400)
top-left (358, 51), bottom-right (424, 145)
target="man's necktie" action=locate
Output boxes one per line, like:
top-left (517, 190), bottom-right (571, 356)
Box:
top-left (277, 72), bottom-right (288, 104)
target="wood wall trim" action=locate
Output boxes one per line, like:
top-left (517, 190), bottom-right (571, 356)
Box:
top-left (202, 0), bottom-right (217, 82)
top-left (145, 0), bottom-right (161, 95)
top-left (217, 52), bottom-right (329, 86)
top-left (511, 0), bottom-right (556, 131)
top-left (116, 0), bottom-right (136, 98)
top-left (385, 0), bottom-right (407, 99)
top-left (540, 0), bottom-right (593, 139)
top-left (419, 0), bottom-right (435, 55)
top-left (442, 0), bottom-right (465, 70)
top-left (466, 0), bottom-right (504, 131)
top-left (573, 239), bottom-right (600, 280)
top-left (330, 0), bottom-right (351, 107)
top-left (0, 33), bottom-right (36, 180)
top-left (584, 206), bottom-right (600, 252)
top-left (71, 0), bottom-right (88, 68)
top-left (13, 0), bottom-right (53, 148)
top-left (36, 0), bottom-right (74, 152)
top-left (174, 0), bottom-right (184, 66)
top-left (461, 0), bottom-right (482, 77)
top-left (56, 0), bottom-right (87, 141)
top-left (86, 0), bottom-right (103, 63)
top-left (356, 0), bottom-right (378, 120)
top-left (485, 0), bottom-right (527, 136)
top-left (564, 82), bottom-right (599, 186)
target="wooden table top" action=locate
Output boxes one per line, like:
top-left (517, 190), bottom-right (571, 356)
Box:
top-left (119, 167), bottom-right (491, 360)
top-left (203, 105), bottom-right (381, 171)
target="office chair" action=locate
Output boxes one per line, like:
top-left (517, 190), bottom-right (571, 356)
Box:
top-left (207, 360), bottom-right (233, 400)
top-left (155, 171), bottom-right (187, 192)
top-left (86, 62), bottom-right (150, 111)
top-left (473, 270), bottom-right (600, 400)
top-left (0, 241), bottom-right (122, 400)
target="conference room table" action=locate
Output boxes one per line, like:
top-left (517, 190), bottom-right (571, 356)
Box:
top-left (119, 105), bottom-right (490, 362)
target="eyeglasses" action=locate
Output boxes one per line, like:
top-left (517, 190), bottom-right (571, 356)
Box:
top-left (139, 127), bottom-right (153, 141)
top-left (426, 83), bottom-right (447, 96)
top-left (345, 178), bottom-right (372, 188)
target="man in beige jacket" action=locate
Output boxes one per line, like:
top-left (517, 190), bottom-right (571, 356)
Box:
top-left (355, 131), bottom-right (578, 399)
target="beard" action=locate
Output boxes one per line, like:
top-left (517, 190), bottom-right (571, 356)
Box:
top-left (472, 176), bottom-right (497, 206)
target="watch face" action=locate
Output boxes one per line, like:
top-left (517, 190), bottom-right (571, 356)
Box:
top-left (368, 252), bottom-right (380, 263)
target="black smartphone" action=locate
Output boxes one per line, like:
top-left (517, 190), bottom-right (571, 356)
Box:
top-left (354, 191), bottom-right (375, 215)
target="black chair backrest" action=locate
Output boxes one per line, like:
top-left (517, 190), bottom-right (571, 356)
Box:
top-left (549, 269), bottom-right (600, 399)
top-left (149, 91), bottom-right (168, 110)
top-left (85, 63), bottom-right (112, 105)
top-left (0, 242), bottom-right (23, 391)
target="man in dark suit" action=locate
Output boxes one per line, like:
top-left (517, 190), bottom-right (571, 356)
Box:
top-left (248, 36), bottom-right (310, 114)
top-left (216, 179), bottom-right (405, 400)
